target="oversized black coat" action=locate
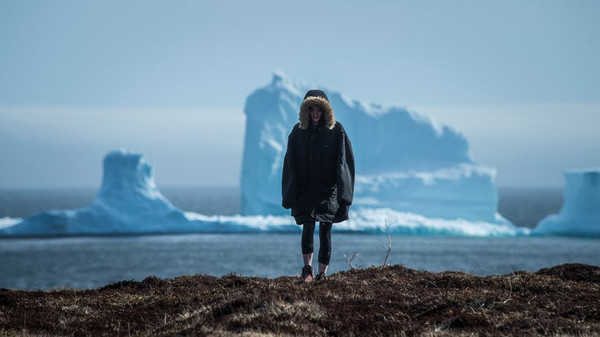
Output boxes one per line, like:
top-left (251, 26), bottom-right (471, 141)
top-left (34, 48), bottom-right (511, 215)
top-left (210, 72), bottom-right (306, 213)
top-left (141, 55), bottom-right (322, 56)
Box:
top-left (282, 120), bottom-right (355, 224)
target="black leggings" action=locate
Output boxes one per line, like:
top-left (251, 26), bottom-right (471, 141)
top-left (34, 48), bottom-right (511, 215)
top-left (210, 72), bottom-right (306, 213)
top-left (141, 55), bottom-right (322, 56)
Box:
top-left (301, 221), bottom-right (332, 265)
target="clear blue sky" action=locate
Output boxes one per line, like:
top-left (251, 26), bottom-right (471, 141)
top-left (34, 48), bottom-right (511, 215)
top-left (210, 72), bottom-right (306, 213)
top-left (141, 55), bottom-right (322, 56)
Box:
top-left (1, 0), bottom-right (599, 188)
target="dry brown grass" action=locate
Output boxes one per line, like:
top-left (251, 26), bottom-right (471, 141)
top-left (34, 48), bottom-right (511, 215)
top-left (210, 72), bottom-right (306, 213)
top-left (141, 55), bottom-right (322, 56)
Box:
top-left (1, 263), bottom-right (599, 336)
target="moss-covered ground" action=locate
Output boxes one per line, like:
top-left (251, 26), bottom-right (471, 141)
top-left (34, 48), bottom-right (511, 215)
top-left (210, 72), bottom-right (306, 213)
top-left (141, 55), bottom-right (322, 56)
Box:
top-left (1, 263), bottom-right (599, 336)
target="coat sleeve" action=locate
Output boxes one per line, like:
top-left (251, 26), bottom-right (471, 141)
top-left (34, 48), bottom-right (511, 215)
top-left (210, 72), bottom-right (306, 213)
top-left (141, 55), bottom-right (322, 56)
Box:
top-left (281, 130), bottom-right (297, 209)
top-left (337, 125), bottom-right (355, 206)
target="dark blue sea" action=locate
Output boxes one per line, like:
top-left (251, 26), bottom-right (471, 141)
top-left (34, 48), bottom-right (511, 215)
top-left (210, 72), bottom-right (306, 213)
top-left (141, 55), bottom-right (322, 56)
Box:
top-left (1, 187), bottom-right (599, 290)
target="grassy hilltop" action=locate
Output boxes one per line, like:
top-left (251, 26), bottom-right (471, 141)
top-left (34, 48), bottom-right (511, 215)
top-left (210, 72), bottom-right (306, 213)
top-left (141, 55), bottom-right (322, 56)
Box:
top-left (1, 264), bottom-right (599, 336)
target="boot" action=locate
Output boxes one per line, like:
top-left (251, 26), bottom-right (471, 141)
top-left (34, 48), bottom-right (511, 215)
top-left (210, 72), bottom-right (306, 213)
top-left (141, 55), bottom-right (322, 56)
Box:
top-left (299, 265), bottom-right (313, 283)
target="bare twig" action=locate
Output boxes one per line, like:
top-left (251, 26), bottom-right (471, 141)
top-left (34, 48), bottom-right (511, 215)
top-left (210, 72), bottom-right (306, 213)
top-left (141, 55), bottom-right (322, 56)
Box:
top-left (380, 219), bottom-right (394, 266)
top-left (503, 276), bottom-right (513, 304)
top-left (344, 250), bottom-right (360, 270)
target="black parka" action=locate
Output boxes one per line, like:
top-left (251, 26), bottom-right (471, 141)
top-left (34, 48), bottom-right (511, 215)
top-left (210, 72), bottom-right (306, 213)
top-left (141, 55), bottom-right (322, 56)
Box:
top-left (282, 90), bottom-right (355, 224)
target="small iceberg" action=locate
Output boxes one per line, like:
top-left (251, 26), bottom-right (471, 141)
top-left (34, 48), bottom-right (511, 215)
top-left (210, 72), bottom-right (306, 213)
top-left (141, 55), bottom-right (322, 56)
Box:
top-left (533, 169), bottom-right (600, 236)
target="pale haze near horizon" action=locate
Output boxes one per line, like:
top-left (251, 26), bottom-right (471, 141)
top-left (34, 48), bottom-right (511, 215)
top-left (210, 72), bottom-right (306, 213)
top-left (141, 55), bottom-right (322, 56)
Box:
top-left (1, 1), bottom-right (599, 189)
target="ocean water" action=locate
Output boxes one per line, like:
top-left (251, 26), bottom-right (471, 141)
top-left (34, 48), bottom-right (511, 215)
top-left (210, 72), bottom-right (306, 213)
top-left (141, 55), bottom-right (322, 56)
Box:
top-left (2, 186), bottom-right (598, 291)
top-left (1, 234), bottom-right (599, 290)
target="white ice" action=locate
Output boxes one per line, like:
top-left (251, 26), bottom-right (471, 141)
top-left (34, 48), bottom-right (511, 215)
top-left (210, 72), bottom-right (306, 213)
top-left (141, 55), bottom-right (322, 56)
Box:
top-left (533, 169), bottom-right (600, 236)
top-left (241, 73), bottom-right (506, 224)
top-left (0, 149), bottom-right (525, 237)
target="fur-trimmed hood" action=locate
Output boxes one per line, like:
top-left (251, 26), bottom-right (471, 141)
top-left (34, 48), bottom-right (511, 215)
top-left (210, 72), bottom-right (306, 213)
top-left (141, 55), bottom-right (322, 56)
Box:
top-left (299, 89), bottom-right (336, 130)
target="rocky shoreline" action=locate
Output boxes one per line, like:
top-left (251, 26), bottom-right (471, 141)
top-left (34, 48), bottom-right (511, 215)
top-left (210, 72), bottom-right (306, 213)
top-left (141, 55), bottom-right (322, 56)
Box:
top-left (1, 263), bottom-right (599, 336)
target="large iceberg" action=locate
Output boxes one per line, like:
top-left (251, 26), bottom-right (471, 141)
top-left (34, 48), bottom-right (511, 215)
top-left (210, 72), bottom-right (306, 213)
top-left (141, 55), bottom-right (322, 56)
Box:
top-left (533, 169), bottom-right (600, 236)
top-left (242, 73), bottom-right (507, 224)
top-left (0, 72), bottom-right (530, 237)
top-left (0, 150), bottom-right (526, 237)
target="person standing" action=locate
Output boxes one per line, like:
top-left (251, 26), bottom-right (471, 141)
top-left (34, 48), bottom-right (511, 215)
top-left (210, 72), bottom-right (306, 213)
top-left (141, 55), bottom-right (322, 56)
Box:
top-left (282, 89), bottom-right (355, 282)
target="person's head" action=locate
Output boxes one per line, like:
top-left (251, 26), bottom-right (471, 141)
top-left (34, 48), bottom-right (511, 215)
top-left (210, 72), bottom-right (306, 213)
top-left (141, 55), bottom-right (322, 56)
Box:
top-left (299, 89), bottom-right (336, 130)
top-left (309, 105), bottom-right (323, 125)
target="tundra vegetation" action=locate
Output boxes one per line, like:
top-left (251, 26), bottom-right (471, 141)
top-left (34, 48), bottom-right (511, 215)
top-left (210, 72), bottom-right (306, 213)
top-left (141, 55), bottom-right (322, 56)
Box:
top-left (1, 263), bottom-right (599, 336)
